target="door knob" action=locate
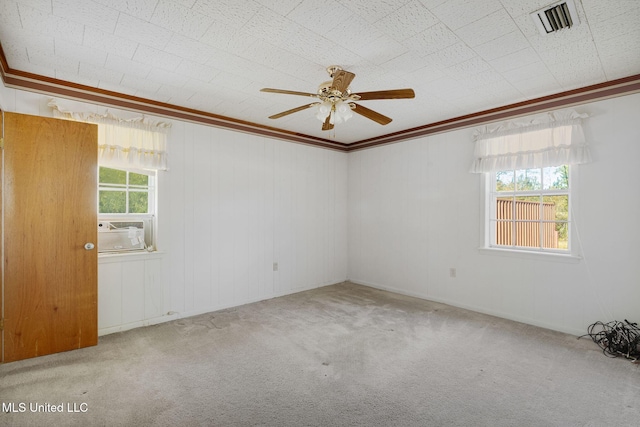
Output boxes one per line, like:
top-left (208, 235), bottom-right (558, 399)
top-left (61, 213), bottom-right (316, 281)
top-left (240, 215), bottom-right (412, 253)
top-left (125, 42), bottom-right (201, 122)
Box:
top-left (84, 242), bottom-right (95, 250)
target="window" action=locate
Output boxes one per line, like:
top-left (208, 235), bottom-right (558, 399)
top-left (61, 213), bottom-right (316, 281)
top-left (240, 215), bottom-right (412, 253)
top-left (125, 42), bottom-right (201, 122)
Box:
top-left (98, 166), bottom-right (156, 252)
top-left (470, 109), bottom-right (590, 257)
top-left (98, 167), bottom-right (154, 215)
top-left (488, 165), bottom-right (570, 252)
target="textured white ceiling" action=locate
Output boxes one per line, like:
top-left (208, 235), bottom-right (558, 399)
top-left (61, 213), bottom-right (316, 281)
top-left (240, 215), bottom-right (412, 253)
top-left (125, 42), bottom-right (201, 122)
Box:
top-left (0, 0), bottom-right (639, 144)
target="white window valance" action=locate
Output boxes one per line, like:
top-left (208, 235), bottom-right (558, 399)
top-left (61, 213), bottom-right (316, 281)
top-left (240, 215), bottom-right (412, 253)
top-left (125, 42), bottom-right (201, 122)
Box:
top-left (469, 109), bottom-right (592, 173)
top-left (48, 99), bottom-right (170, 170)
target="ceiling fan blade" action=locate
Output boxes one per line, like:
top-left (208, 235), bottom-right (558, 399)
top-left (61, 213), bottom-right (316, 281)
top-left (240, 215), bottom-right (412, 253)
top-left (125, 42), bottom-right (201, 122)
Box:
top-left (268, 103), bottom-right (319, 119)
top-left (330, 70), bottom-right (356, 93)
top-left (354, 89), bottom-right (415, 100)
top-left (261, 88), bottom-right (318, 98)
top-left (353, 103), bottom-right (392, 125)
top-left (322, 115), bottom-right (334, 131)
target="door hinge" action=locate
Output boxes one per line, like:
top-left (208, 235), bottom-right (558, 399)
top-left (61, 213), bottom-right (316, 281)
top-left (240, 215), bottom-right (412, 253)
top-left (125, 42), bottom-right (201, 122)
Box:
top-left (0, 318), bottom-right (4, 330)
top-left (0, 137), bottom-right (4, 149)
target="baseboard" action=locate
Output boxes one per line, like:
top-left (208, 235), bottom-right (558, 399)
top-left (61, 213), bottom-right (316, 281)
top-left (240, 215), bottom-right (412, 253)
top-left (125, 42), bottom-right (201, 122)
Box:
top-left (98, 313), bottom-right (179, 336)
top-left (347, 278), bottom-right (585, 337)
top-left (98, 279), bottom-right (347, 336)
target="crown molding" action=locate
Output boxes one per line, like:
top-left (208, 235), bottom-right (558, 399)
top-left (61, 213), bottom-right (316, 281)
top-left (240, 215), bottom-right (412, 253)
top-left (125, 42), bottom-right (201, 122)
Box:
top-left (1, 45), bottom-right (639, 152)
top-left (348, 73), bottom-right (640, 151)
top-left (0, 47), bottom-right (349, 152)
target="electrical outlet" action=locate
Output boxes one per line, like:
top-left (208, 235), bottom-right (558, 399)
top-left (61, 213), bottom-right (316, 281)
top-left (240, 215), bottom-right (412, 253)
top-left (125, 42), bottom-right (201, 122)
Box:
top-left (273, 262), bottom-right (278, 272)
top-left (449, 268), bottom-right (456, 278)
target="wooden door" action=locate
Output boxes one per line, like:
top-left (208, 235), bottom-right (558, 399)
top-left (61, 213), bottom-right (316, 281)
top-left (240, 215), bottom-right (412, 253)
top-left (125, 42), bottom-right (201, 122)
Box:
top-left (1, 112), bottom-right (98, 363)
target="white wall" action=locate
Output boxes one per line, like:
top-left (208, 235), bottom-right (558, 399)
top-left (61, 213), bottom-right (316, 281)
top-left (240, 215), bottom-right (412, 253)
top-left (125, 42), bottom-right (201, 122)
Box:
top-left (98, 252), bottom-right (166, 335)
top-left (0, 86), bottom-right (348, 332)
top-left (348, 92), bottom-right (640, 336)
top-left (166, 120), bottom-right (348, 318)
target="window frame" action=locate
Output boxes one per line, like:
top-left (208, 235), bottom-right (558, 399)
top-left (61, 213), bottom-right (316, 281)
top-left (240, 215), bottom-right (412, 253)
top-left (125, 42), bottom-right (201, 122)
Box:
top-left (482, 165), bottom-right (580, 259)
top-left (98, 166), bottom-right (156, 216)
top-left (98, 166), bottom-right (157, 252)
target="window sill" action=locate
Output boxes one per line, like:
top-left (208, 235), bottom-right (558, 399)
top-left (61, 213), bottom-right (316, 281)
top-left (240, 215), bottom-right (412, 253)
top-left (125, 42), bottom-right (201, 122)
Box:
top-left (98, 250), bottom-right (165, 263)
top-left (478, 247), bottom-right (582, 263)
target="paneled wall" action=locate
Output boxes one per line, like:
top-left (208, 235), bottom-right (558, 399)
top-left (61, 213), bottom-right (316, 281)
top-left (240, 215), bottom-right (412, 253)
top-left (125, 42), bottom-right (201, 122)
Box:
top-left (348, 93), bottom-right (640, 336)
top-left (98, 253), bottom-right (167, 335)
top-left (165, 121), bottom-right (348, 318)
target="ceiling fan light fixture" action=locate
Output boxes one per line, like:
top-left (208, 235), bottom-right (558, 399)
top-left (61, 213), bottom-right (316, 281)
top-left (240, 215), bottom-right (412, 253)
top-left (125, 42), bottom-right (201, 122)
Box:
top-left (316, 100), bottom-right (353, 124)
top-left (333, 101), bottom-right (353, 124)
top-left (316, 101), bottom-right (332, 121)
top-left (320, 100), bottom-right (353, 125)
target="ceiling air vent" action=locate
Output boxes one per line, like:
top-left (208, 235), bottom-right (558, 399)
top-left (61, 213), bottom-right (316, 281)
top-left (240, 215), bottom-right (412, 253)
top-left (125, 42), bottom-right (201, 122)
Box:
top-left (530, 0), bottom-right (580, 35)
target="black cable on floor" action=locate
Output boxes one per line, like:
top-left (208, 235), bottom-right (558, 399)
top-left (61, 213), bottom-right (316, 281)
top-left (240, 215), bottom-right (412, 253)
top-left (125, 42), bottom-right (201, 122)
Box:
top-left (578, 319), bottom-right (640, 361)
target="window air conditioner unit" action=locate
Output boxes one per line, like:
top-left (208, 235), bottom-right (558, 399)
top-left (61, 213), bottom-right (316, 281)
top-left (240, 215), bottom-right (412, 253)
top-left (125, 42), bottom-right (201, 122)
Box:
top-left (97, 221), bottom-right (146, 252)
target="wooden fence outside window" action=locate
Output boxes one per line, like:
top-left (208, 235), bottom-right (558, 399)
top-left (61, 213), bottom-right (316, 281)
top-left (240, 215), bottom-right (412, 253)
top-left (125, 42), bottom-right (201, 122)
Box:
top-left (496, 198), bottom-right (558, 248)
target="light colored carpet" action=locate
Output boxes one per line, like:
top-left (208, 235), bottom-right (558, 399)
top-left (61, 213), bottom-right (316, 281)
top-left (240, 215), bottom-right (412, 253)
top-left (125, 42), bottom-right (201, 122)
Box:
top-left (1, 282), bottom-right (638, 426)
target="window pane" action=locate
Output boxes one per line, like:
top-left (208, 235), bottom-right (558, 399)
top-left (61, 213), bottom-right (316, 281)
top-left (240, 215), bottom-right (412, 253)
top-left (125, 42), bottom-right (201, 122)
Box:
top-left (99, 190), bottom-right (126, 213)
top-left (555, 222), bottom-right (568, 249)
top-left (99, 167), bottom-right (126, 185)
top-left (496, 197), bottom-right (513, 219)
top-left (129, 191), bottom-right (148, 213)
top-left (495, 220), bottom-right (512, 246)
top-left (543, 165), bottom-right (569, 190)
top-left (543, 195), bottom-right (568, 221)
top-left (541, 222), bottom-right (568, 249)
top-left (514, 220), bottom-right (541, 248)
top-left (516, 168), bottom-right (541, 191)
top-left (129, 172), bottom-right (149, 186)
top-left (496, 170), bottom-right (514, 191)
top-left (514, 196), bottom-right (541, 220)
top-left (513, 196), bottom-right (542, 248)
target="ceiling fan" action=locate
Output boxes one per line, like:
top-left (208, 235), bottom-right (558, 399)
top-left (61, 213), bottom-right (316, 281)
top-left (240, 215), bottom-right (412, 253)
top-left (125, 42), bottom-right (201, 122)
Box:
top-left (260, 66), bottom-right (415, 131)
